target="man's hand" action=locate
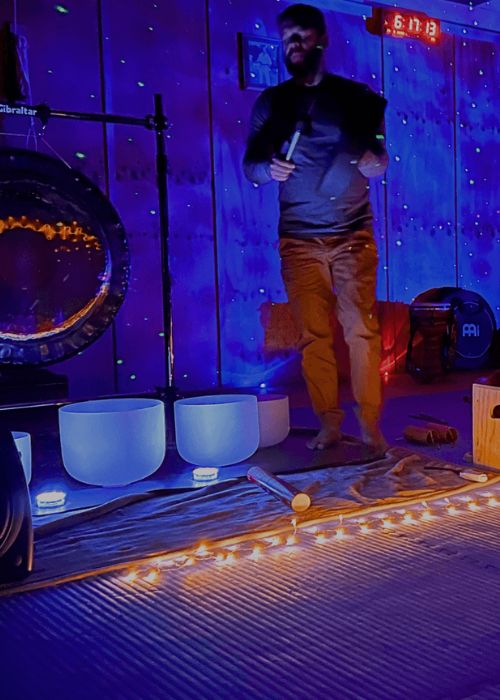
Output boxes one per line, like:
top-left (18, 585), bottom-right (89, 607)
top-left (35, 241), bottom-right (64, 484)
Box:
top-left (269, 157), bottom-right (296, 182)
top-left (357, 149), bottom-right (389, 178)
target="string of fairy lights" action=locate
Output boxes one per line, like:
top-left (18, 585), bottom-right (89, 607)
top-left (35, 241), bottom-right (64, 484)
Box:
top-left (119, 488), bottom-right (500, 586)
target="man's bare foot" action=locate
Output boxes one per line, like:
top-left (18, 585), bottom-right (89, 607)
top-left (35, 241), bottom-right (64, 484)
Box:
top-left (360, 423), bottom-right (388, 456)
top-left (306, 411), bottom-right (343, 450)
top-left (306, 426), bottom-right (342, 450)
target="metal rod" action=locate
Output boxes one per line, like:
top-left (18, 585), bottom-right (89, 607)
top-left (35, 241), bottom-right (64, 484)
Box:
top-left (0, 101), bottom-right (154, 128)
top-left (44, 105), bottom-right (152, 128)
top-left (49, 108), bottom-right (151, 128)
top-left (153, 93), bottom-right (174, 391)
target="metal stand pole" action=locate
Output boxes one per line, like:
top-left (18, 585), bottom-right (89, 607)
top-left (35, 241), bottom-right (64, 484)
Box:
top-left (152, 94), bottom-right (178, 444)
top-left (152, 93), bottom-right (174, 391)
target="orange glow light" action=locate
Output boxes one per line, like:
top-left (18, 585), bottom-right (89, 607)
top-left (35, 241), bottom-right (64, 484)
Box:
top-left (122, 569), bottom-right (139, 584)
top-left (0, 215), bottom-right (101, 250)
top-left (249, 545), bottom-right (263, 561)
top-left (266, 536), bottom-right (282, 547)
top-left (402, 512), bottom-right (416, 525)
top-left (144, 569), bottom-right (160, 584)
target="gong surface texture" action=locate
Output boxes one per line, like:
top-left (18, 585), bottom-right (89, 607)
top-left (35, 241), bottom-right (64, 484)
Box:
top-left (0, 148), bottom-right (129, 365)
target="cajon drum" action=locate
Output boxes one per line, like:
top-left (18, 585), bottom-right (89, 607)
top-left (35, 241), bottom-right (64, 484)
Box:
top-left (473, 382), bottom-right (500, 468)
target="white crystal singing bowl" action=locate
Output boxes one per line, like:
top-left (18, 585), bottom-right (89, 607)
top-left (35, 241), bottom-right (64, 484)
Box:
top-left (59, 398), bottom-right (166, 486)
top-left (257, 394), bottom-right (290, 448)
top-left (11, 431), bottom-right (32, 485)
top-left (174, 394), bottom-right (260, 466)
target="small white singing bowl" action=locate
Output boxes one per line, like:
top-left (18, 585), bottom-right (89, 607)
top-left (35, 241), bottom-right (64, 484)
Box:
top-left (174, 394), bottom-right (259, 466)
top-left (257, 394), bottom-right (290, 448)
top-left (59, 398), bottom-right (166, 486)
top-left (11, 431), bottom-right (32, 485)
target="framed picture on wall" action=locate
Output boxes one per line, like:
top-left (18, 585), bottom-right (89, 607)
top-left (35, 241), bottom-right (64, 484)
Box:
top-left (238, 34), bottom-right (286, 90)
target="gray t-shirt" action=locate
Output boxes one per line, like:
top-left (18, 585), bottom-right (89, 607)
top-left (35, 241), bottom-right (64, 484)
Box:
top-left (243, 73), bottom-right (387, 237)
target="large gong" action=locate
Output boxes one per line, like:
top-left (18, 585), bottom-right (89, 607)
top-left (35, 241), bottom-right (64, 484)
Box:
top-left (0, 148), bottom-right (129, 365)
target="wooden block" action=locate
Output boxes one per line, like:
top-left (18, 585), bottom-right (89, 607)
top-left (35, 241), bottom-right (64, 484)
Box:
top-left (473, 383), bottom-right (500, 468)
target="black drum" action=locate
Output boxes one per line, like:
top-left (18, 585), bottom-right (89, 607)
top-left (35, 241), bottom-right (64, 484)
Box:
top-left (406, 302), bottom-right (456, 383)
top-left (407, 287), bottom-right (497, 382)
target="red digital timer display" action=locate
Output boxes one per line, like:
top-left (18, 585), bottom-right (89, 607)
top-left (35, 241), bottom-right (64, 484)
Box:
top-left (383, 10), bottom-right (441, 44)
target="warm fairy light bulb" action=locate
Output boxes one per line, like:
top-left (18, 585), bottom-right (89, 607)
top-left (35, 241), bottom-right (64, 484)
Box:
top-left (335, 528), bottom-right (346, 541)
top-left (402, 512), bottom-right (416, 525)
top-left (446, 504), bottom-right (458, 516)
top-left (305, 525), bottom-right (319, 534)
top-left (195, 544), bottom-right (210, 557)
top-left (382, 518), bottom-right (395, 529)
top-left (421, 509), bottom-right (434, 521)
top-left (250, 545), bottom-right (263, 561)
top-left (467, 500), bottom-right (480, 511)
top-left (315, 532), bottom-right (327, 544)
top-left (144, 569), bottom-right (160, 584)
top-left (150, 556), bottom-right (167, 568)
top-left (359, 522), bottom-right (371, 534)
top-left (291, 517), bottom-right (297, 530)
top-left (215, 553), bottom-right (226, 564)
top-left (225, 552), bottom-right (236, 565)
top-left (286, 534), bottom-right (298, 546)
top-left (123, 569), bottom-right (139, 583)
top-left (266, 536), bottom-right (282, 547)
top-left (159, 558), bottom-right (176, 569)
top-left (487, 497), bottom-right (499, 507)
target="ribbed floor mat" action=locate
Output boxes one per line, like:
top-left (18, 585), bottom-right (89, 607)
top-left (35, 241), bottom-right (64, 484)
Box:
top-left (3, 493), bottom-right (500, 700)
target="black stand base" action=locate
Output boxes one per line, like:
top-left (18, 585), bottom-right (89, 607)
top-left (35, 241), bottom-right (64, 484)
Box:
top-left (155, 385), bottom-right (180, 448)
top-left (0, 367), bottom-right (68, 405)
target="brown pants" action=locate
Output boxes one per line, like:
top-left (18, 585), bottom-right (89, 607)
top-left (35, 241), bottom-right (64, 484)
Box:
top-left (279, 228), bottom-right (382, 431)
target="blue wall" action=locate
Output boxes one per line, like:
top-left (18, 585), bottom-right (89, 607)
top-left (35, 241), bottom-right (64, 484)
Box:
top-left (0, 0), bottom-right (498, 397)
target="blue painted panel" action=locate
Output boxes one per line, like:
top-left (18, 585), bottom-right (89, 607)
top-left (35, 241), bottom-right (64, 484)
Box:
top-left (384, 34), bottom-right (457, 303)
top-left (98, 121), bottom-right (168, 394)
top-left (209, 0), bottom-right (290, 387)
top-left (15, 0), bottom-right (102, 112)
top-left (56, 330), bottom-right (115, 398)
top-left (100, 0), bottom-right (219, 392)
top-left (456, 37), bottom-right (500, 324)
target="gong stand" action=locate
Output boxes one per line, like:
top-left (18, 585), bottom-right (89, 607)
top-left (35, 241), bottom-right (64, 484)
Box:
top-left (0, 95), bottom-right (175, 404)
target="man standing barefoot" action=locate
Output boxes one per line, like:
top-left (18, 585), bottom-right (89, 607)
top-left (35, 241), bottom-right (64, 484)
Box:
top-left (244, 4), bottom-right (389, 454)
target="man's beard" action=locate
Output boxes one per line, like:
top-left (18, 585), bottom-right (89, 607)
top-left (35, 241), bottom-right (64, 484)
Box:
top-left (284, 47), bottom-right (323, 79)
